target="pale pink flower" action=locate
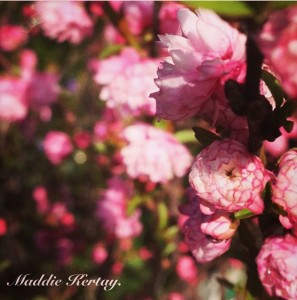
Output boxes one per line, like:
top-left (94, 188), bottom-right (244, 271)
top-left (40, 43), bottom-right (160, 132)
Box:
top-left (264, 135), bottom-right (288, 158)
top-left (35, 1), bottom-right (93, 44)
top-left (183, 215), bottom-right (231, 263)
top-left (120, 123), bottom-right (192, 183)
top-left (97, 177), bottom-right (142, 239)
top-left (92, 48), bottom-right (159, 116)
top-left (258, 6), bottom-right (297, 98)
top-left (0, 25), bottom-right (27, 51)
top-left (189, 139), bottom-right (270, 214)
top-left (151, 8), bottom-right (246, 121)
top-left (272, 149), bottom-right (297, 229)
top-left (176, 255), bottom-right (198, 283)
top-left (179, 188), bottom-right (233, 263)
top-left (0, 77), bottom-right (28, 122)
top-left (168, 292), bottom-right (185, 300)
top-left (256, 234), bottom-right (297, 299)
top-left (43, 131), bottom-right (73, 165)
top-left (123, 1), bottom-right (153, 35)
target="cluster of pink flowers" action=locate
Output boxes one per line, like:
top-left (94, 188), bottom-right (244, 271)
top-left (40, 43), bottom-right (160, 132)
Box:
top-left (35, 1), bottom-right (93, 44)
top-left (91, 48), bottom-right (160, 116)
top-left (96, 177), bottom-right (142, 239)
top-left (120, 123), bottom-right (192, 183)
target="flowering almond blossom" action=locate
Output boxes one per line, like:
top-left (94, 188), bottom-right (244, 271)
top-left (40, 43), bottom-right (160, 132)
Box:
top-left (92, 48), bottom-right (159, 116)
top-left (43, 131), bottom-right (73, 165)
top-left (272, 149), bottom-right (297, 229)
top-left (96, 177), bottom-right (142, 239)
top-left (258, 5), bottom-right (297, 98)
top-left (0, 76), bottom-right (28, 122)
top-left (151, 8), bottom-right (246, 121)
top-left (256, 234), bottom-right (297, 299)
top-left (189, 139), bottom-right (270, 214)
top-left (120, 123), bottom-right (192, 183)
top-left (35, 1), bottom-right (93, 44)
top-left (179, 188), bottom-right (235, 263)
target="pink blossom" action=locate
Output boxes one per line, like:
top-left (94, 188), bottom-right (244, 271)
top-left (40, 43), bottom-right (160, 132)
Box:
top-left (32, 186), bottom-right (49, 214)
top-left (123, 1), bottom-right (153, 35)
top-left (258, 6), bottom-right (297, 98)
top-left (92, 243), bottom-right (108, 264)
top-left (73, 131), bottom-right (91, 149)
top-left (35, 1), bottom-right (93, 44)
top-left (92, 48), bottom-right (159, 116)
top-left (120, 123), bottom-right (192, 183)
top-left (0, 219), bottom-right (7, 236)
top-left (159, 2), bottom-right (184, 35)
top-left (168, 292), bottom-right (185, 300)
top-left (179, 188), bottom-right (233, 263)
top-left (0, 25), bottom-right (27, 51)
top-left (0, 76), bottom-right (28, 122)
top-left (256, 234), bottom-right (297, 299)
top-left (272, 149), bottom-right (297, 229)
top-left (43, 131), bottom-right (73, 165)
top-left (189, 139), bottom-right (270, 214)
top-left (151, 8), bottom-right (246, 121)
top-left (176, 255), bottom-right (198, 283)
top-left (97, 177), bottom-right (142, 239)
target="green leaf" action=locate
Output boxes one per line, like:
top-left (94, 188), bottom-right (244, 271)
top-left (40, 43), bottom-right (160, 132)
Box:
top-left (127, 195), bottom-right (143, 216)
top-left (182, 1), bottom-right (254, 17)
top-left (261, 70), bottom-right (284, 109)
top-left (234, 209), bottom-right (255, 220)
top-left (163, 242), bottom-right (176, 257)
top-left (192, 127), bottom-right (221, 147)
top-left (157, 202), bottom-right (168, 230)
top-left (99, 44), bottom-right (123, 59)
top-left (271, 1), bottom-right (297, 9)
top-left (163, 226), bottom-right (179, 240)
top-left (174, 129), bottom-right (197, 143)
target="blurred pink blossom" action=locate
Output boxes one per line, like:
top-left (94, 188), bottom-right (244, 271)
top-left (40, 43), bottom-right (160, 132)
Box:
top-left (35, 1), bottom-right (93, 44)
top-left (32, 186), bottom-right (49, 214)
top-left (92, 243), bottom-right (108, 264)
top-left (92, 48), bottom-right (159, 116)
top-left (97, 177), bottom-right (142, 239)
top-left (43, 131), bottom-right (73, 165)
top-left (256, 234), bottom-right (297, 299)
top-left (159, 2), bottom-right (184, 35)
top-left (123, 1), bottom-right (153, 35)
top-left (258, 5), bottom-right (297, 98)
top-left (120, 123), bottom-right (192, 183)
top-left (73, 131), bottom-right (91, 149)
top-left (0, 218), bottom-right (7, 236)
top-left (189, 139), bottom-right (270, 214)
top-left (176, 255), bottom-right (198, 283)
top-left (272, 149), bottom-right (297, 229)
top-left (0, 25), bottom-right (27, 51)
top-left (151, 8), bottom-right (246, 121)
top-left (0, 76), bottom-right (28, 122)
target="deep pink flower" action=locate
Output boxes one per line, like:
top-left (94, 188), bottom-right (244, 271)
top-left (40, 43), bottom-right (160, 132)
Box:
top-left (258, 6), bottom-right (297, 98)
top-left (92, 48), bottom-right (159, 116)
top-left (92, 243), bottom-right (108, 265)
top-left (256, 234), bottom-right (297, 299)
top-left (189, 139), bottom-right (270, 214)
top-left (272, 149), bottom-right (297, 229)
top-left (73, 131), bottom-right (91, 149)
top-left (0, 25), bottom-right (27, 51)
top-left (43, 131), bottom-right (73, 165)
top-left (151, 8), bottom-right (246, 121)
top-left (0, 219), bottom-right (7, 236)
top-left (120, 123), bottom-right (192, 183)
top-left (96, 177), bottom-right (142, 239)
top-left (0, 77), bottom-right (28, 122)
top-left (35, 1), bottom-right (93, 44)
top-left (159, 2), bottom-right (184, 35)
top-left (176, 255), bottom-right (198, 283)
